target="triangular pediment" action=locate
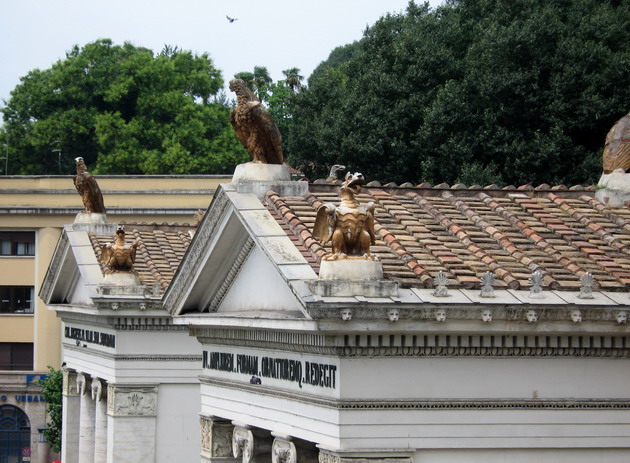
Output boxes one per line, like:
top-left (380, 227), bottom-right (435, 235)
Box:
top-left (40, 226), bottom-right (103, 306)
top-left (164, 185), bottom-right (317, 318)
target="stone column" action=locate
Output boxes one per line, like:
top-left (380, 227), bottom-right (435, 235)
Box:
top-left (200, 416), bottom-right (240, 463)
top-left (92, 378), bottom-right (108, 463)
top-left (231, 423), bottom-right (272, 463)
top-left (107, 384), bottom-right (158, 463)
top-left (78, 373), bottom-right (96, 463)
top-left (62, 368), bottom-right (80, 463)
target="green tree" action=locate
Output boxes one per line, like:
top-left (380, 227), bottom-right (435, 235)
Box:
top-left (38, 367), bottom-right (63, 453)
top-left (287, 0), bottom-right (630, 185)
top-left (2, 39), bottom-right (248, 174)
top-left (282, 68), bottom-right (304, 92)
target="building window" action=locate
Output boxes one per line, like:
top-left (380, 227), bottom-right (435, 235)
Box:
top-left (0, 287), bottom-right (34, 314)
top-left (0, 231), bottom-right (35, 256)
top-left (0, 405), bottom-right (31, 461)
top-left (0, 343), bottom-right (34, 370)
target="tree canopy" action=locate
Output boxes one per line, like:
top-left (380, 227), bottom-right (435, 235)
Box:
top-left (286, 0), bottom-right (630, 185)
top-left (1, 39), bottom-right (248, 174)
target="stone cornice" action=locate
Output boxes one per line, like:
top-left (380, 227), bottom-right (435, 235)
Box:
top-left (39, 230), bottom-right (70, 302)
top-left (200, 377), bottom-right (630, 410)
top-left (163, 186), bottom-right (231, 315)
top-left (194, 327), bottom-right (630, 358)
top-left (208, 237), bottom-right (254, 312)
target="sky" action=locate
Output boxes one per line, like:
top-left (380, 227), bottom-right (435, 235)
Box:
top-left (0, 0), bottom-right (444, 105)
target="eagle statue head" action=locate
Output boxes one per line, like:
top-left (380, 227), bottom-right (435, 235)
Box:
top-left (75, 157), bottom-right (87, 173)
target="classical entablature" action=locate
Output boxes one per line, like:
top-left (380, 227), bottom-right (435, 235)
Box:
top-left (163, 178), bottom-right (630, 462)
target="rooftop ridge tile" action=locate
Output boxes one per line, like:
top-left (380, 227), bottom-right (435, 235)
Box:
top-left (440, 191), bottom-right (520, 289)
top-left (548, 193), bottom-right (630, 256)
top-left (581, 195), bottom-right (630, 234)
top-left (510, 196), bottom-right (622, 289)
top-left (477, 192), bottom-right (562, 290)
top-left (266, 191), bottom-right (326, 263)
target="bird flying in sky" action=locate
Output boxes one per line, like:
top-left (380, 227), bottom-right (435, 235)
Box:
top-left (226, 15), bottom-right (237, 23)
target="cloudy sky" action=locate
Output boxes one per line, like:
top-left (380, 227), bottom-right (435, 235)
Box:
top-left (0, 0), bottom-right (443, 104)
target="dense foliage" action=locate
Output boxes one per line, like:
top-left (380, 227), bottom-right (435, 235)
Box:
top-left (287, 0), bottom-right (630, 185)
top-left (39, 367), bottom-right (63, 453)
top-left (1, 39), bottom-right (248, 174)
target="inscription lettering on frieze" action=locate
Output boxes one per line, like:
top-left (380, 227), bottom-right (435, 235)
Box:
top-left (65, 326), bottom-right (116, 348)
top-left (202, 351), bottom-right (337, 389)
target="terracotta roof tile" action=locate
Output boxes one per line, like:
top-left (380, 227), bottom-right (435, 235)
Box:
top-left (89, 223), bottom-right (195, 289)
top-left (265, 184), bottom-right (630, 291)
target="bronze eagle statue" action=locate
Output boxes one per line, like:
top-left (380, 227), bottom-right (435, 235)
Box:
top-left (602, 111), bottom-right (630, 174)
top-left (229, 78), bottom-right (284, 164)
top-left (313, 172), bottom-right (377, 260)
top-left (74, 157), bottom-right (105, 213)
top-left (100, 225), bottom-right (137, 274)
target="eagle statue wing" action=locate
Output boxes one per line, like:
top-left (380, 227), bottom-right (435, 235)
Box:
top-left (230, 107), bottom-right (250, 149)
top-left (251, 104), bottom-right (284, 164)
top-left (313, 203), bottom-right (337, 245)
top-left (100, 244), bottom-right (112, 269)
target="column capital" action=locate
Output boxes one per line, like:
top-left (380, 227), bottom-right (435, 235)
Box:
top-left (62, 368), bottom-right (78, 397)
top-left (231, 423), bottom-right (272, 463)
top-left (106, 384), bottom-right (157, 417)
top-left (272, 434), bottom-right (296, 463)
top-left (200, 415), bottom-right (239, 462)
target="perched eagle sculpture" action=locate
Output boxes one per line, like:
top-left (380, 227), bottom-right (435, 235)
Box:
top-left (229, 78), bottom-right (284, 164)
top-left (100, 225), bottom-right (138, 274)
top-left (602, 112), bottom-right (630, 174)
top-left (313, 172), bottom-right (377, 260)
top-left (74, 157), bottom-right (105, 213)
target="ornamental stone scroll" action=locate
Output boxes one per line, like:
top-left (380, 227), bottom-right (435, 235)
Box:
top-left (76, 373), bottom-right (89, 396)
top-left (232, 423), bottom-right (272, 463)
top-left (271, 434), bottom-right (296, 463)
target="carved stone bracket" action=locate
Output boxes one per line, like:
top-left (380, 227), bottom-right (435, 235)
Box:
top-left (271, 435), bottom-right (296, 463)
top-left (107, 384), bottom-right (157, 416)
top-left (200, 416), bottom-right (236, 460)
top-left (62, 368), bottom-right (78, 397)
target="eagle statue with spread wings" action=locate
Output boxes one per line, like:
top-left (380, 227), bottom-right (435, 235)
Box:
top-left (74, 157), bottom-right (105, 213)
top-left (229, 78), bottom-right (284, 164)
top-left (100, 225), bottom-right (138, 275)
top-left (313, 172), bottom-right (377, 260)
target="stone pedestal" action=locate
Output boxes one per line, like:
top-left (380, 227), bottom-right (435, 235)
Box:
top-left (231, 163), bottom-right (308, 200)
top-left (307, 259), bottom-right (398, 297)
top-left (74, 212), bottom-right (108, 224)
top-left (102, 272), bottom-right (141, 287)
top-left (596, 170), bottom-right (630, 206)
top-left (62, 369), bottom-right (80, 463)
